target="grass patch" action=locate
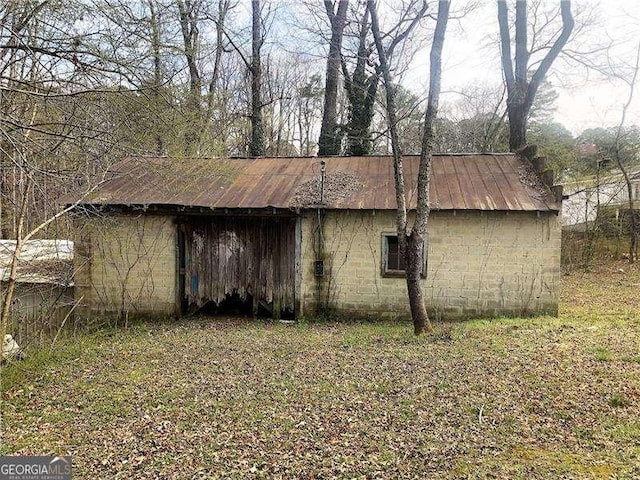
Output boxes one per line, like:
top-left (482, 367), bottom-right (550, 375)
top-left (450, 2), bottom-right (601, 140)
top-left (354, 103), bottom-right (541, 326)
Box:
top-left (609, 393), bottom-right (631, 408)
top-left (589, 346), bottom-right (612, 362)
top-left (1, 262), bottom-right (639, 478)
top-left (1, 340), bottom-right (93, 393)
top-left (621, 355), bottom-right (640, 364)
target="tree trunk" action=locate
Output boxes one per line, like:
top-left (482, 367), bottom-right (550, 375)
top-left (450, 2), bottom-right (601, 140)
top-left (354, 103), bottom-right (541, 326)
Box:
top-left (177, 0), bottom-right (202, 155)
top-left (0, 236), bottom-right (21, 335)
top-left (344, 72), bottom-right (377, 155)
top-left (199, 0), bottom-right (229, 154)
top-left (614, 41), bottom-right (640, 263)
top-left (0, 177), bottom-right (29, 339)
top-left (626, 188), bottom-right (638, 264)
top-left (318, 0), bottom-right (348, 156)
top-left (368, 0), bottom-right (407, 249)
top-left (148, 0), bottom-right (165, 156)
top-left (206, 0), bottom-right (229, 115)
top-left (614, 149), bottom-right (638, 264)
top-left (406, 231), bottom-right (428, 334)
top-left (407, 0), bottom-right (449, 335)
top-left (343, 6), bottom-right (377, 156)
top-left (249, 0), bottom-right (265, 157)
top-left (631, 209), bottom-right (639, 262)
top-left (507, 103), bottom-right (527, 151)
top-left (369, 0), bottom-right (449, 335)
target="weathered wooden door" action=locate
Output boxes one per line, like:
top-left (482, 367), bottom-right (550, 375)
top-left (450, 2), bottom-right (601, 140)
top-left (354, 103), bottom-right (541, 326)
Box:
top-left (180, 216), bottom-right (296, 318)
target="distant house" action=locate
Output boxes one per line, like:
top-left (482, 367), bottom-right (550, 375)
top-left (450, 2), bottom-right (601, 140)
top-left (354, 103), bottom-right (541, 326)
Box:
top-left (563, 167), bottom-right (640, 231)
top-left (70, 154), bottom-right (562, 320)
top-left (0, 240), bottom-right (74, 336)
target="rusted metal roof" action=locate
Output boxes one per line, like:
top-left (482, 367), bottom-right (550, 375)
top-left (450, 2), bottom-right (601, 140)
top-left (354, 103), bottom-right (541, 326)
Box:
top-left (79, 154), bottom-right (559, 212)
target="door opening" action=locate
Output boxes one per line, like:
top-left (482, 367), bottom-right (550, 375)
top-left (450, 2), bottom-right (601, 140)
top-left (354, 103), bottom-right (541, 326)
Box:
top-left (178, 216), bottom-right (296, 320)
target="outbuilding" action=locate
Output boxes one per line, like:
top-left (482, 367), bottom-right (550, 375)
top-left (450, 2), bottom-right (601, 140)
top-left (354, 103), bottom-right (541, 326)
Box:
top-left (1, 240), bottom-right (75, 340)
top-left (72, 153), bottom-right (562, 320)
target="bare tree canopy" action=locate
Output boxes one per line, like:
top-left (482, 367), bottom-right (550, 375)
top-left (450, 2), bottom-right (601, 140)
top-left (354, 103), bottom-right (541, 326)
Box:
top-left (497, 0), bottom-right (574, 151)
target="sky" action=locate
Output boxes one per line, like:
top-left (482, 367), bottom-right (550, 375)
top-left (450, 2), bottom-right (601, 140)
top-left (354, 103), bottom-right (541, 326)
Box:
top-left (400, 0), bottom-right (640, 135)
top-left (552, 0), bottom-right (640, 133)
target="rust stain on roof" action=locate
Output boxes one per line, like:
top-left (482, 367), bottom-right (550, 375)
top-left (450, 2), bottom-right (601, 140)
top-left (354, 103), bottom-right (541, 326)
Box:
top-left (80, 154), bottom-right (559, 212)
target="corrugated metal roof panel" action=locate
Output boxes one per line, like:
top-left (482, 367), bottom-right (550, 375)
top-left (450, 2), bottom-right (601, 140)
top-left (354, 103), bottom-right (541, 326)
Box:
top-left (80, 154), bottom-right (559, 212)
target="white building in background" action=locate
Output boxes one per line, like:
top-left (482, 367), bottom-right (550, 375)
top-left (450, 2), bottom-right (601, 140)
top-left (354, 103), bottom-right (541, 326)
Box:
top-left (0, 240), bottom-right (75, 341)
top-left (562, 168), bottom-right (640, 229)
top-left (0, 240), bottom-right (74, 283)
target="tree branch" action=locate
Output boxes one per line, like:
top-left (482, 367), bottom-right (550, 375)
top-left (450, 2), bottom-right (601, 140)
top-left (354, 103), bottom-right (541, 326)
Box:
top-left (413, 0), bottom-right (449, 235)
top-left (526, 0), bottom-right (574, 111)
top-left (368, 0), bottom-right (407, 232)
top-left (497, 0), bottom-right (515, 94)
top-left (387, 0), bottom-right (429, 58)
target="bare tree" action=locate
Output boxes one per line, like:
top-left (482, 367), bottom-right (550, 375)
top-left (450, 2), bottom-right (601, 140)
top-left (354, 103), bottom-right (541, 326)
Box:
top-left (261, 55), bottom-right (317, 156)
top-left (204, 0), bottom-right (231, 130)
top-left (614, 42), bottom-right (640, 263)
top-left (176, 0), bottom-right (206, 155)
top-left (0, 173), bottom-right (106, 359)
top-left (212, 0), bottom-right (272, 157)
top-left (297, 73), bottom-right (324, 155)
top-left (148, 0), bottom-right (166, 155)
top-left (318, 0), bottom-right (349, 156)
top-left (497, 0), bottom-right (574, 151)
top-left (134, 0), bottom-right (236, 156)
top-left (0, 0), bottom-right (165, 345)
top-left (369, 0), bottom-right (450, 335)
top-left (437, 83), bottom-right (509, 153)
top-left (342, 1), bottom-right (428, 156)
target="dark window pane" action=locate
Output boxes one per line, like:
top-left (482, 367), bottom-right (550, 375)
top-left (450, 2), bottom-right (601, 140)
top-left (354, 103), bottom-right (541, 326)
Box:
top-left (386, 236), bottom-right (405, 271)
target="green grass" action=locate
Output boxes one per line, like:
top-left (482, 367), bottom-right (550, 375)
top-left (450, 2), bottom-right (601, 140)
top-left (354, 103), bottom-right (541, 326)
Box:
top-left (609, 394), bottom-right (631, 408)
top-left (1, 262), bottom-right (639, 478)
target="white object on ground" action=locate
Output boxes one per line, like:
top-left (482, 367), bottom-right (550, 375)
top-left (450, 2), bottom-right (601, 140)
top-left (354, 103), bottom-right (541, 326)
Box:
top-left (2, 334), bottom-right (21, 359)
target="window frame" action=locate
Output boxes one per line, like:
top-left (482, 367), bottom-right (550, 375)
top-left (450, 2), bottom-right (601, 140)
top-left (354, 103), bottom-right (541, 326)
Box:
top-left (380, 233), bottom-right (427, 278)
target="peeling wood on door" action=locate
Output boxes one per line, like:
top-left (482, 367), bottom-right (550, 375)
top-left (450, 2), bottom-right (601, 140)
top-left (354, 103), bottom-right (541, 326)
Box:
top-left (181, 217), bottom-right (295, 317)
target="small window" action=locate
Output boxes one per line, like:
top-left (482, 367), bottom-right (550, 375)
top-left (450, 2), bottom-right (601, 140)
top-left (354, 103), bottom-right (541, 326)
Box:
top-left (381, 234), bottom-right (426, 278)
top-left (386, 236), bottom-right (405, 271)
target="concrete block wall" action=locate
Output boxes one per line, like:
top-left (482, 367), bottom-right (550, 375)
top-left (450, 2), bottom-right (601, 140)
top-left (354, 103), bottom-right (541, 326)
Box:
top-left (74, 214), bottom-right (177, 316)
top-left (300, 209), bottom-right (561, 319)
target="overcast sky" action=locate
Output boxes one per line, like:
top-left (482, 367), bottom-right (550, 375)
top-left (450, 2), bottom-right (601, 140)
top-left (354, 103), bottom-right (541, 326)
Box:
top-left (400, 0), bottom-right (640, 135)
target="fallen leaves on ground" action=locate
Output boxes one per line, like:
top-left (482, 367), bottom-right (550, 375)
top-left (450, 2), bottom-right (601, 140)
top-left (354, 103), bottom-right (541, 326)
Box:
top-left (1, 262), bottom-right (639, 478)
